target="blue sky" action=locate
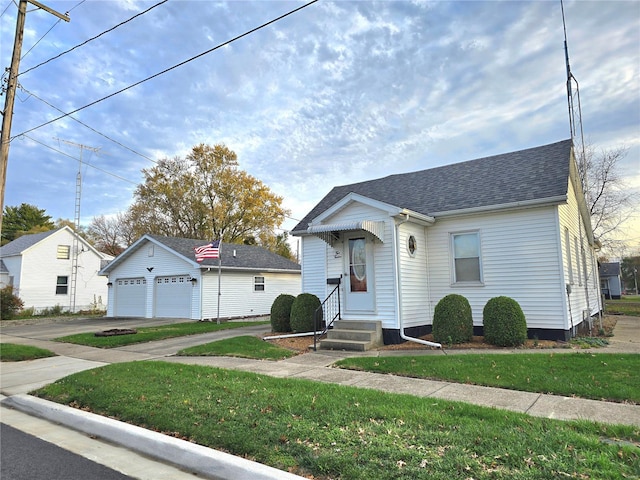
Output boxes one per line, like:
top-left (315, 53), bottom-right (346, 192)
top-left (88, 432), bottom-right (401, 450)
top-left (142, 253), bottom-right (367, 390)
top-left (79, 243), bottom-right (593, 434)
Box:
top-left (2, 0), bottom-right (639, 253)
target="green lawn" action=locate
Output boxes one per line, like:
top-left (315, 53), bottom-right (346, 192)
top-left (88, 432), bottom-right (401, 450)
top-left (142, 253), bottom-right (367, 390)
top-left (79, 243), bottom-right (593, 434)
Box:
top-left (0, 343), bottom-right (56, 361)
top-left (54, 321), bottom-right (269, 348)
top-left (335, 353), bottom-right (640, 404)
top-left (34, 361), bottom-right (639, 480)
top-left (606, 297), bottom-right (640, 316)
top-left (177, 335), bottom-right (298, 360)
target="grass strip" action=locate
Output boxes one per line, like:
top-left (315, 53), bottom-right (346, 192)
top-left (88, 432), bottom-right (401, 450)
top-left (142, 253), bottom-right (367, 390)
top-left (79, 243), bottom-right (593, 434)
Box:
top-left (54, 321), bottom-right (269, 348)
top-left (177, 335), bottom-right (298, 360)
top-left (335, 353), bottom-right (640, 404)
top-left (34, 361), bottom-right (639, 480)
top-left (0, 343), bottom-right (56, 361)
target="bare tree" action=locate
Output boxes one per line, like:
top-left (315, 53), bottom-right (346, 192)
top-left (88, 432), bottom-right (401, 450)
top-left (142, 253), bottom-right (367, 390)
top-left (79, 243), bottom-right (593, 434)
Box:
top-left (87, 214), bottom-right (126, 256)
top-left (576, 143), bottom-right (638, 253)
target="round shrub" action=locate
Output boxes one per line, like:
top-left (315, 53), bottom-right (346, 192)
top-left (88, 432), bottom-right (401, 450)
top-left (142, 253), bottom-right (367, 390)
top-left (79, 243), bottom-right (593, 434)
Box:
top-left (270, 294), bottom-right (295, 332)
top-left (432, 294), bottom-right (473, 344)
top-left (483, 296), bottom-right (527, 347)
top-left (290, 293), bottom-right (321, 333)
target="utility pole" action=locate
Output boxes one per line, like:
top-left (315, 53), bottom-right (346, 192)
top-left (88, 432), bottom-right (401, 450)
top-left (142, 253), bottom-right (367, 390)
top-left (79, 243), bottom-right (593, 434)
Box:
top-left (0, 0), bottom-right (69, 233)
top-left (56, 138), bottom-right (100, 313)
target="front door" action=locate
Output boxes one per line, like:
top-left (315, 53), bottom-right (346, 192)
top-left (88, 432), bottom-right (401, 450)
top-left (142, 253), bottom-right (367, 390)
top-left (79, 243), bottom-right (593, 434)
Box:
top-left (344, 234), bottom-right (375, 313)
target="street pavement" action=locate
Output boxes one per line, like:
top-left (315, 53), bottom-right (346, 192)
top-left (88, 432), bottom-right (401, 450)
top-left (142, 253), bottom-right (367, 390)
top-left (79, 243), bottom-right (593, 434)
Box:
top-left (1, 315), bottom-right (639, 479)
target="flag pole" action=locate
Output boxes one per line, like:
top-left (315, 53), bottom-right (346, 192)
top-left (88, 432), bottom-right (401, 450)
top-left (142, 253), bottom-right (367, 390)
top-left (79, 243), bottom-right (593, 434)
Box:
top-left (216, 240), bottom-right (222, 324)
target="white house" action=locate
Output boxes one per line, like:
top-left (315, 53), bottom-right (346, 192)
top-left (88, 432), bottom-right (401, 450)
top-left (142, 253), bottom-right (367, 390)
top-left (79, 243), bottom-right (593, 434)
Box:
top-left (0, 226), bottom-right (111, 313)
top-left (291, 140), bottom-right (602, 343)
top-left (99, 235), bottom-right (301, 320)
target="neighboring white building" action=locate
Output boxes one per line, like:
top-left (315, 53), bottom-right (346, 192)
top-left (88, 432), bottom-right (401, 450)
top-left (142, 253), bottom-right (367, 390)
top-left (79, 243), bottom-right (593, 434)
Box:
top-left (0, 226), bottom-right (111, 313)
top-left (292, 140), bottom-right (602, 343)
top-left (99, 235), bottom-right (301, 320)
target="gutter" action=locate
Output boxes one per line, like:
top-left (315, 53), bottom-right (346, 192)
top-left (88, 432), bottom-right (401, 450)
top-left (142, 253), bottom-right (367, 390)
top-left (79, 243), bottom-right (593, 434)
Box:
top-left (393, 214), bottom-right (442, 349)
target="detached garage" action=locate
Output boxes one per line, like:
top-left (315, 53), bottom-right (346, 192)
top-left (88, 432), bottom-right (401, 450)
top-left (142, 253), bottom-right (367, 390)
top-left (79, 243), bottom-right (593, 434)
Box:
top-left (99, 235), bottom-right (301, 320)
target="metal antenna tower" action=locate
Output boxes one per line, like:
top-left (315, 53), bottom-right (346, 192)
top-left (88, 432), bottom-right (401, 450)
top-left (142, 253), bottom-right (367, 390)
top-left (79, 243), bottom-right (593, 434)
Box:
top-left (56, 138), bottom-right (100, 312)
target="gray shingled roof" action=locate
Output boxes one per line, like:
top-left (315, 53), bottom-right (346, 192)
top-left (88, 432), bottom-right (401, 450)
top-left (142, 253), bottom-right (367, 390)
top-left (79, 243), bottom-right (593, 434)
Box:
top-left (599, 262), bottom-right (620, 277)
top-left (0, 229), bottom-right (60, 257)
top-left (148, 235), bottom-right (300, 271)
top-left (293, 140), bottom-right (573, 232)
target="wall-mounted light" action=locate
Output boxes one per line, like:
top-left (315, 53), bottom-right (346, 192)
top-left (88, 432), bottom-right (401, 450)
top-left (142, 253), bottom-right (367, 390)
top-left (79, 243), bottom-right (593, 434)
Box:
top-left (190, 278), bottom-right (198, 285)
top-left (107, 282), bottom-right (113, 287)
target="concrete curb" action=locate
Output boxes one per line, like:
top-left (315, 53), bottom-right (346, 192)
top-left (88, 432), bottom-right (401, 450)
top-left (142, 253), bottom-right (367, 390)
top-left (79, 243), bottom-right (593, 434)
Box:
top-left (1, 394), bottom-right (306, 480)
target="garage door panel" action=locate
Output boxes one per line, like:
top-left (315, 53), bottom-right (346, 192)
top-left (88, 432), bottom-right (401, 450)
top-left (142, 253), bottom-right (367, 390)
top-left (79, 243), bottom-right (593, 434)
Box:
top-left (115, 278), bottom-right (146, 317)
top-left (154, 276), bottom-right (191, 318)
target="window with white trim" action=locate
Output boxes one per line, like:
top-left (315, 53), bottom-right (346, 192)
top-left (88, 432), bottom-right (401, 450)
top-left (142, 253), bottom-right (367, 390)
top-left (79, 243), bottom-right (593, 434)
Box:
top-left (574, 236), bottom-right (581, 286)
top-left (57, 245), bottom-right (70, 259)
top-left (254, 276), bottom-right (265, 292)
top-left (451, 232), bottom-right (482, 283)
top-left (56, 276), bottom-right (68, 295)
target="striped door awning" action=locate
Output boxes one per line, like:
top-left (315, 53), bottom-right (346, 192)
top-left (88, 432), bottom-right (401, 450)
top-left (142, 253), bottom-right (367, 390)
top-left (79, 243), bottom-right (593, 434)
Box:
top-left (306, 220), bottom-right (385, 246)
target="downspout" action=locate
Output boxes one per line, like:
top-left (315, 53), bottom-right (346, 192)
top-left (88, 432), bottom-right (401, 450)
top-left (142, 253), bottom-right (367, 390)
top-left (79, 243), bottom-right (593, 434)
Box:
top-left (394, 214), bottom-right (442, 349)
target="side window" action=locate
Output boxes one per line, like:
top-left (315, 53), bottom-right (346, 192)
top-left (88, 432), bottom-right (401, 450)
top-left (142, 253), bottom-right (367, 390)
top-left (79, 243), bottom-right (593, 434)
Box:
top-left (57, 245), bottom-right (70, 259)
top-left (254, 276), bottom-right (265, 292)
top-left (451, 232), bottom-right (482, 283)
top-left (56, 276), bottom-right (69, 294)
top-left (565, 228), bottom-right (573, 284)
top-left (574, 237), bottom-right (581, 286)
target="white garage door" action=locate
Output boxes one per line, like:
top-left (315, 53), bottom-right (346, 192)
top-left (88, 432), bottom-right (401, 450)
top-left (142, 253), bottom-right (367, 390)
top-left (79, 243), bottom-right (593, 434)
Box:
top-left (154, 275), bottom-right (192, 318)
top-left (114, 278), bottom-right (146, 317)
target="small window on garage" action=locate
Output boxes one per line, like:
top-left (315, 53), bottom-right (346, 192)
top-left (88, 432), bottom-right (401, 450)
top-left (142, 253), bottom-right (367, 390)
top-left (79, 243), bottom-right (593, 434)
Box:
top-left (254, 276), bottom-right (265, 292)
top-left (57, 245), bottom-right (70, 259)
top-left (56, 276), bottom-right (68, 294)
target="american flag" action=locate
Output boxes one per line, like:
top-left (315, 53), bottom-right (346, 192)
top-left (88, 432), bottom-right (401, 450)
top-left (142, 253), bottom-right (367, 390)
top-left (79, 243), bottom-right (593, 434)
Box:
top-left (194, 240), bottom-right (220, 262)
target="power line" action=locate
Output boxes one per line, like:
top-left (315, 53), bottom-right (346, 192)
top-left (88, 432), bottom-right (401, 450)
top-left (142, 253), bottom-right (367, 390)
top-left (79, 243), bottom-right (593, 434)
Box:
top-left (12, 0), bottom-right (319, 140)
top-left (19, 0), bottom-right (168, 77)
top-left (18, 85), bottom-right (158, 164)
top-left (21, 134), bottom-right (138, 185)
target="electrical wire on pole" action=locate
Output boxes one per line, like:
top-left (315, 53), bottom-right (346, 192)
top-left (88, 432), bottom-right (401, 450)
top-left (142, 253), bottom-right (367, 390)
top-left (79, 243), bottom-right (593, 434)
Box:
top-left (0, 0), bottom-right (69, 232)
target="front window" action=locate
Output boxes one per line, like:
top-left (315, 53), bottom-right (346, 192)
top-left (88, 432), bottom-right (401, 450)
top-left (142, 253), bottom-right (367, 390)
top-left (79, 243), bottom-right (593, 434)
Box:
top-left (452, 232), bottom-right (482, 283)
top-left (56, 276), bottom-right (68, 295)
top-left (254, 276), bottom-right (265, 292)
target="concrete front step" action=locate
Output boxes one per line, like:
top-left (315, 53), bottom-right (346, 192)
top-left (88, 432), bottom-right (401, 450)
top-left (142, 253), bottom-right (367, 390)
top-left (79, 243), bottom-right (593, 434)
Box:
top-left (326, 328), bottom-right (376, 342)
top-left (320, 320), bottom-right (383, 351)
top-left (318, 338), bottom-right (372, 352)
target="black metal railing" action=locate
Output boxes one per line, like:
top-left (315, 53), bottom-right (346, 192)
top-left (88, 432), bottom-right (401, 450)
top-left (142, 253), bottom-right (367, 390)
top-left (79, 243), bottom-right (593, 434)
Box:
top-left (313, 282), bottom-right (341, 351)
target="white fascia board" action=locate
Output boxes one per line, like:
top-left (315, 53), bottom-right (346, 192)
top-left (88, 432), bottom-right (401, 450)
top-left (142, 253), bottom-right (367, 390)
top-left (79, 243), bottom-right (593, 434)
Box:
top-left (430, 195), bottom-right (568, 218)
top-left (201, 266), bottom-right (301, 274)
top-left (310, 192), bottom-right (402, 225)
top-left (98, 234), bottom-right (154, 274)
top-left (394, 209), bottom-right (435, 226)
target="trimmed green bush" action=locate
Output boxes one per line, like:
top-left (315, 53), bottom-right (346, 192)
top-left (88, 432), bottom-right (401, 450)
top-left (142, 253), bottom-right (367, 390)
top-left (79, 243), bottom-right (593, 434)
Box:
top-left (483, 296), bottom-right (527, 347)
top-left (0, 286), bottom-right (24, 320)
top-left (290, 293), bottom-right (321, 333)
top-left (432, 294), bottom-right (473, 344)
top-left (270, 294), bottom-right (295, 332)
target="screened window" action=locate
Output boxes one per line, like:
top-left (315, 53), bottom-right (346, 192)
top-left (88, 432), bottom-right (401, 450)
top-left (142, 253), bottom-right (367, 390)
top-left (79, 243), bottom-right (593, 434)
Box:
top-left (452, 232), bottom-right (482, 283)
top-left (57, 245), bottom-right (70, 259)
top-left (56, 276), bottom-right (68, 295)
top-left (254, 276), bottom-right (265, 292)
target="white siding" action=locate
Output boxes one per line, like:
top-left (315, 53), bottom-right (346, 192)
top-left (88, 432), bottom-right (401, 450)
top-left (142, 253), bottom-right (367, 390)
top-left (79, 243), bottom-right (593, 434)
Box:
top-left (105, 240), bottom-right (200, 319)
top-left (15, 229), bottom-right (108, 312)
top-left (398, 222), bottom-right (430, 328)
top-left (558, 178), bottom-right (601, 325)
top-left (426, 206), bottom-right (566, 330)
top-left (201, 271), bottom-right (300, 319)
top-left (300, 236), bottom-right (327, 299)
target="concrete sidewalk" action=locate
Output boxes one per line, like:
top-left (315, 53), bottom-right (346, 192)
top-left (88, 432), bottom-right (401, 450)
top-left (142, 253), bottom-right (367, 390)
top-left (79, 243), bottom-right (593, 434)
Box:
top-left (1, 316), bottom-right (639, 479)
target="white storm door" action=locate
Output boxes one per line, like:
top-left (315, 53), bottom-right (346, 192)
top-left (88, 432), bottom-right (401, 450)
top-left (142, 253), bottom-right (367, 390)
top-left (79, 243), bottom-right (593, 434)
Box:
top-left (344, 234), bottom-right (375, 312)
